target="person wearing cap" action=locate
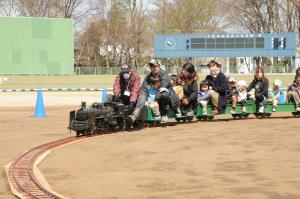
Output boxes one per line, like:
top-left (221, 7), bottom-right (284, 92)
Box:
top-left (268, 79), bottom-right (282, 112)
top-left (129, 59), bottom-right (180, 123)
top-left (205, 60), bottom-right (228, 114)
top-left (226, 76), bottom-right (239, 114)
top-left (108, 64), bottom-right (141, 113)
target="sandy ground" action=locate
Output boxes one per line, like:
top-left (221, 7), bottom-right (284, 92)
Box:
top-left (0, 91), bottom-right (109, 107)
top-left (0, 106), bottom-right (74, 199)
top-left (1, 93), bottom-right (300, 199)
top-left (38, 113), bottom-right (300, 199)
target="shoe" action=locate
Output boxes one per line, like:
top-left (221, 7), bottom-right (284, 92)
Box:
top-left (212, 108), bottom-right (219, 115)
top-left (161, 115), bottom-right (168, 123)
top-left (230, 107), bottom-right (236, 114)
top-left (258, 106), bottom-right (265, 113)
top-left (296, 106), bottom-right (300, 112)
top-left (175, 113), bottom-right (182, 118)
top-left (203, 111), bottom-right (208, 115)
top-left (186, 111), bottom-right (194, 117)
top-left (272, 106), bottom-right (277, 112)
top-left (242, 107), bottom-right (247, 113)
top-left (153, 116), bottom-right (161, 120)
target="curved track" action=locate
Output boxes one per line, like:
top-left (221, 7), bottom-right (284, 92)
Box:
top-left (7, 136), bottom-right (84, 199)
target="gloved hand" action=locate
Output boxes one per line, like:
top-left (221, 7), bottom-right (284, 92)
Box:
top-left (182, 98), bottom-right (189, 105)
top-left (114, 95), bottom-right (121, 102)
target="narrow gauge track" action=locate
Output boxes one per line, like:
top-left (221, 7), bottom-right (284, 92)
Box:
top-left (6, 113), bottom-right (298, 199)
top-left (7, 136), bottom-right (85, 199)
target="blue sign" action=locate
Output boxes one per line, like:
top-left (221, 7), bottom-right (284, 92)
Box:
top-left (154, 33), bottom-right (296, 58)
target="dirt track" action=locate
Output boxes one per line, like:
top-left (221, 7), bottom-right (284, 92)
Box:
top-left (1, 103), bottom-right (300, 199)
top-left (0, 106), bottom-right (73, 199)
top-left (38, 113), bottom-right (300, 199)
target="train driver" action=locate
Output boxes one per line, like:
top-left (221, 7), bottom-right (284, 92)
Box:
top-left (108, 64), bottom-right (141, 113)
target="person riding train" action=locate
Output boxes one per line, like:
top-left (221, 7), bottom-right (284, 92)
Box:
top-left (286, 73), bottom-right (300, 112)
top-left (108, 64), bottom-right (141, 113)
top-left (180, 63), bottom-right (198, 116)
top-left (205, 60), bottom-right (228, 114)
top-left (246, 66), bottom-right (269, 113)
top-left (129, 59), bottom-right (180, 123)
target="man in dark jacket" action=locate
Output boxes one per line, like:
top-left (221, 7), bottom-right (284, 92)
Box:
top-left (108, 64), bottom-right (141, 113)
top-left (205, 60), bottom-right (228, 113)
top-left (129, 59), bottom-right (180, 123)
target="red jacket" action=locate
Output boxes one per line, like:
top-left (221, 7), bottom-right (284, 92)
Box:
top-left (113, 72), bottom-right (141, 103)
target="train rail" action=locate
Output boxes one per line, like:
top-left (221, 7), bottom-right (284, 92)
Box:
top-left (6, 136), bottom-right (85, 199)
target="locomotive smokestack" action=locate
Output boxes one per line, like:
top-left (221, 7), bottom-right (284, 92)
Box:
top-left (81, 101), bottom-right (86, 109)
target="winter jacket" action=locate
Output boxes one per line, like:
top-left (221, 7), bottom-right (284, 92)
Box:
top-left (141, 70), bottom-right (180, 108)
top-left (183, 80), bottom-right (198, 102)
top-left (113, 72), bottom-right (141, 104)
top-left (268, 88), bottom-right (280, 100)
top-left (247, 78), bottom-right (269, 98)
top-left (205, 71), bottom-right (228, 110)
top-left (198, 91), bottom-right (210, 101)
top-left (141, 70), bottom-right (170, 92)
top-left (238, 90), bottom-right (247, 101)
top-left (173, 85), bottom-right (184, 100)
top-left (226, 87), bottom-right (239, 103)
top-left (287, 82), bottom-right (300, 92)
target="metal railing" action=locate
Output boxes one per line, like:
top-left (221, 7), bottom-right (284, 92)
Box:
top-left (74, 66), bottom-right (210, 75)
top-left (74, 65), bottom-right (296, 75)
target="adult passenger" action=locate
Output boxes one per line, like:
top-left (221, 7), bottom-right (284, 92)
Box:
top-left (205, 60), bottom-right (228, 114)
top-left (129, 59), bottom-right (180, 123)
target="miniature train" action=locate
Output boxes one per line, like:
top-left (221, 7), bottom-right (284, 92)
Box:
top-left (68, 100), bottom-right (300, 136)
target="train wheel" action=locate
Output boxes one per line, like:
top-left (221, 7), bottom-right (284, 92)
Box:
top-left (89, 124), bottom-right (96, 136)
top-left (155, 120), bottom-right (161, 126)
top-left (243, 113), bottom-right (250, 118)
top-left (255, 113), bottom-right (262, 119)
top-left (238, 114), bottom-right (243, 119)
top-left (187, 116), bottom-right (193, 122)
top-left (209, 115), bottom-right (215, 120)
top-left (197, 116), bottom-right (203, 121)
top-left (148, 121), bottom-right (154, 126)
top-left (232, 114), bottom-right (237, 119)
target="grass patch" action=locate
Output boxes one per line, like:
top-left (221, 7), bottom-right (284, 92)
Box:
top-left (0, 74), bottom-right (295, 90)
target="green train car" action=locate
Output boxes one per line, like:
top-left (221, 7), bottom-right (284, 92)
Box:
top-left (145, 100), bottom-right (300, 124)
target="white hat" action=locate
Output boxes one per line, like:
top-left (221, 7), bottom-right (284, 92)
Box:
top-left (238, 80), bottom-right (247, 87)
top-left (228, 76), bottom-right (236, 83)
top-left (273, 79), bottom-right (282, 87)
top-left (149, 59), bottom-right (160, 67)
